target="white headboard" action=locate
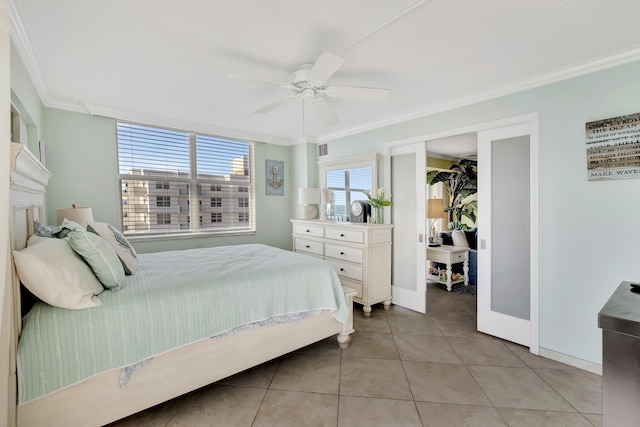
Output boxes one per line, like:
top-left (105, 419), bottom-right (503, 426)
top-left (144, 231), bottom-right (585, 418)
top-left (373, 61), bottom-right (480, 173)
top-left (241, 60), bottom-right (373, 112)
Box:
top-left (8, 142), bottom-right (51, 420)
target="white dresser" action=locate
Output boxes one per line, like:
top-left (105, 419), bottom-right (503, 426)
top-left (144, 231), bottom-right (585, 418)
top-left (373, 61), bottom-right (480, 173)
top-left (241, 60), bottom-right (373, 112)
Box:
top-left (291, 219), bottom-right (393, 317)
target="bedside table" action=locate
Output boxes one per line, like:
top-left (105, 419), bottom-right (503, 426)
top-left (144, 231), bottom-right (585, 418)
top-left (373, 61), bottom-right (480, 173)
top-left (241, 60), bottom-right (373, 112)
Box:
top-left (427, 245), bottom-right (469, 291)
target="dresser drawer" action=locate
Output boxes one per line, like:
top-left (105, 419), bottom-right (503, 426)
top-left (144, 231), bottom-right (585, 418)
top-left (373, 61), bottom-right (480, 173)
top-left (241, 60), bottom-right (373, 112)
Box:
top-left (325, 227), bottom-right (364, 244)
top-left (325, 243), bottom-right (363, 264)
top-left (328, 260), bottom-right (363, 282)
top-left (451, 252), bottom-right (466, 263)
top-left (294, 238), bottom-right (324, 256)
top-left (427, 250), bottom-right (448, 264)
top-left (294, 224), bottom-right (324, 238)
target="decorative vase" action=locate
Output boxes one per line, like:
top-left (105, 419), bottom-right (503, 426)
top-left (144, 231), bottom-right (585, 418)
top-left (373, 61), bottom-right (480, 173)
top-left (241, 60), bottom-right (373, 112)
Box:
top-left (371, 207), bottom-right (382, 224)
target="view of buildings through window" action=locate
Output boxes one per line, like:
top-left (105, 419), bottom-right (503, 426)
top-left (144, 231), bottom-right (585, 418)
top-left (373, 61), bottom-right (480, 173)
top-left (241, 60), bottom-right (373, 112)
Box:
top-left (117, 122), bottom-right (255, 235)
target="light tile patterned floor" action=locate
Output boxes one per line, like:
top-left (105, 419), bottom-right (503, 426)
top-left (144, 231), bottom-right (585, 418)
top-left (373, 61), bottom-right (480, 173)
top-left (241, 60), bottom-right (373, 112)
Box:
top-left (108, 284), bottom-right (602, 427)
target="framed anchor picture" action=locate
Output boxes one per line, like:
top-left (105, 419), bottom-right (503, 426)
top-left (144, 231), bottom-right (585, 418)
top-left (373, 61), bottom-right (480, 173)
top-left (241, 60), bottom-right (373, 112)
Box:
top-left (265, 159), bottom-right (285, 196)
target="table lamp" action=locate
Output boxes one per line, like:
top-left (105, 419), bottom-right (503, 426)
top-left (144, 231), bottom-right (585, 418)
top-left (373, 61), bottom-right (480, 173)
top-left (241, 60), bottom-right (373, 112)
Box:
top-left (427, 198), bottom-right (446, 247)
top-left (298, 188), bottom-right (321, 219)
top-left (57, 204), bottom-right (94, 228)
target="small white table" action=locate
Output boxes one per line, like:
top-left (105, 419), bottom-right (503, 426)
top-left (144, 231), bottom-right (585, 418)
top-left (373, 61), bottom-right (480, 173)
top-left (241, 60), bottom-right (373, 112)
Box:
top-left (426, 245), bottom-right (469, 291)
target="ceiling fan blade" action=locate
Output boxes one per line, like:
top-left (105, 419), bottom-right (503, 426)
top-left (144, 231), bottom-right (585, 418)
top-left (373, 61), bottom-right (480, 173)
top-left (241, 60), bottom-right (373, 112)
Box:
top-left (227, 74), bottom-right (291, 88)
top-left (312, 98), bottom-right (340, 126)
top-left (325, 85), bottom-right (391, 101)
top-left (254, 95), bottom-right (297, 114)
top-left (309, 52), bottom-right (344, 83)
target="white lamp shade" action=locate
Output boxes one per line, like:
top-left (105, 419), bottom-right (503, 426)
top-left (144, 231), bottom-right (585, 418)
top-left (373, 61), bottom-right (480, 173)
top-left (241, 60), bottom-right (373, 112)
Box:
top-left (298, 188), bottom-right (321, 204)
top-left (57, 205), bottom-right (94, 228)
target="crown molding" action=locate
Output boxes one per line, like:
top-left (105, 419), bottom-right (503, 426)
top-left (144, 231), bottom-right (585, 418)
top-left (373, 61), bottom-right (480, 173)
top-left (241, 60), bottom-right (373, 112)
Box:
top-left (80, 102), bottom-right (291, 146)
top-left (318, 45), bottom-right (640, 143)
top-left (9, 0), bottom-right (51, 104)
top-left (10, 0), bottom-right (640, 147)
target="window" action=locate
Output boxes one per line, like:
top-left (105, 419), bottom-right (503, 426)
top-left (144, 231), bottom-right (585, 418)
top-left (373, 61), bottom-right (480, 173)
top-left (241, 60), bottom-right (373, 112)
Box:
top-left (117, 121), bottom-right (255, 236)
top-left (157, 213), bottom-right (171, 225)
top-left (319, 154), bottom-right (379, 217)
top-left (156, 196), bottom-right (171, 207)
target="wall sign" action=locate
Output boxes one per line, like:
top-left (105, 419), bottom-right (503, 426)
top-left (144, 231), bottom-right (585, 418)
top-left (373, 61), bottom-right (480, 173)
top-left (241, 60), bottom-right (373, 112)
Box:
top-left (586, 113), bottom-right (640, 181)
top-left (265, 159), bottom-right (284, 196)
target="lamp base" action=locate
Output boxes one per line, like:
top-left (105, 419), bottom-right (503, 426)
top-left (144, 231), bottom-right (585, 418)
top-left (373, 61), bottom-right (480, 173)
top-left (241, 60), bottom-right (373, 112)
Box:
top-left (302, 204), bottom-right (318, 219)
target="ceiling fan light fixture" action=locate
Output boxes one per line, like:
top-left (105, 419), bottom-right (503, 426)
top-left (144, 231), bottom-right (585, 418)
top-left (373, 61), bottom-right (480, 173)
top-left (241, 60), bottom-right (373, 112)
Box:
top-left (231, 51), bottom-right (391, 124)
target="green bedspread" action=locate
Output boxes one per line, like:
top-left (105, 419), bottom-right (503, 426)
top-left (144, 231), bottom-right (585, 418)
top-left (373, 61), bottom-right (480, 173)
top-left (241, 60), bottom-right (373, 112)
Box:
top-left (17, 244), bottom-right (349, 403)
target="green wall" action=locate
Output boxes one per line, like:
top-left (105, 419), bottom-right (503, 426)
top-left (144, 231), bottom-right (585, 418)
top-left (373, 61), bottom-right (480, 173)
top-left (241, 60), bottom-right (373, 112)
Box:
top-left (10, 41), bottom-right (42, 155)
top-left (40, 108), bottom-right (295, 253)
top-left (328, 59), bottom-right (640, 365)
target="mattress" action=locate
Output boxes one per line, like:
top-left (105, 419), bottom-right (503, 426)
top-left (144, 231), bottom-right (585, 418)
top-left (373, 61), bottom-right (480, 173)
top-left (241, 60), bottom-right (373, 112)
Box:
top-left (17, 244), bottom-right (349, 403)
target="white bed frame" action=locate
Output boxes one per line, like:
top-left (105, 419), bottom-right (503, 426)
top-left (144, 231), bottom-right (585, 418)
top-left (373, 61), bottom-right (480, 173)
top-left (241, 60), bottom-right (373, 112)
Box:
top-left (7, 143), bottom-right (355, 427)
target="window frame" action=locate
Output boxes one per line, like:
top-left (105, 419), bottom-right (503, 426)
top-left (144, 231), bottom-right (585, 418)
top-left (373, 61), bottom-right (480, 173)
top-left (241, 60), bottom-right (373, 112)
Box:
top-left (319, 153), bottom-right (379, 216)
top-left (116, 121), bottom-right (256, 239)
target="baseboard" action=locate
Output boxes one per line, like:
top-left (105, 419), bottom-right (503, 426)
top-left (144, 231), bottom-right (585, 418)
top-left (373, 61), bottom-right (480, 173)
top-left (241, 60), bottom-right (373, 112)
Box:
top-left (539, 347), bottom-right (602, 375)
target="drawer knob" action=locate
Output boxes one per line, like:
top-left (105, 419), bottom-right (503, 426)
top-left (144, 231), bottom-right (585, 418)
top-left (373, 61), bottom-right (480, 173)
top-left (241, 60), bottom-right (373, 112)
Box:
top-left (340, 268), bottom-right (345, 272)
top-left (306, 229), bottom-right (310, 233)
top-left (340, 233), bottom-right (345, 237)
top-left (340, 251), bottom-right (345, 255)
top-left (306, 245), bottom-right (310, 248)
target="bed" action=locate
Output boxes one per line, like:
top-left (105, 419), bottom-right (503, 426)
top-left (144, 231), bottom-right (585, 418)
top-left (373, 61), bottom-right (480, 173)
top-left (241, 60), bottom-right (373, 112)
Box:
top-left (7, 143), bottom-right (355, 427)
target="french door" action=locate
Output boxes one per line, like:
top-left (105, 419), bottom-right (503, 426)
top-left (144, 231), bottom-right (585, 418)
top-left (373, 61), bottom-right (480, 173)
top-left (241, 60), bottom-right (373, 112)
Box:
top-left (477, 123), bottom-right (538, 352)
top-left (386, 142), bottom-right (427, 313)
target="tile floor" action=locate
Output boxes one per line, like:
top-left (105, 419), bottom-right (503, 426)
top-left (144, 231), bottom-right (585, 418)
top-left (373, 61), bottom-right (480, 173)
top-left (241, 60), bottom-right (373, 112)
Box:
top-left (109, 284), bottom-right (602, 427)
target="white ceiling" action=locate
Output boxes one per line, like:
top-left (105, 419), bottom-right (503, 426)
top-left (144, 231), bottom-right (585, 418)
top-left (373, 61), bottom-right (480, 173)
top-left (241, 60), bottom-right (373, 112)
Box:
top-left (11, 0), bottom-right (640, 152)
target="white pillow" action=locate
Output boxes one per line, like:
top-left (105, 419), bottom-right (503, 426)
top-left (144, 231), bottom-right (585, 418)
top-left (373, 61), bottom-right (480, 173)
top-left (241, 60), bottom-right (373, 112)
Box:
top-left (451, 230), bottom-right (470, 248)
top-left (66, 229), bottom-right (125, 291)
top-left (26, 234), bottom-right (49, 247)
top-left (87, 222), bottom-right (138, 274)
top-left (13, 238), bottom-right (103, 310)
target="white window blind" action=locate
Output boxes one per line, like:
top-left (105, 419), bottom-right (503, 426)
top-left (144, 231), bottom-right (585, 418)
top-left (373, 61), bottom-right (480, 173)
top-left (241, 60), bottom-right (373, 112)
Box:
top-left (117, 121), bottom-right (255, 236)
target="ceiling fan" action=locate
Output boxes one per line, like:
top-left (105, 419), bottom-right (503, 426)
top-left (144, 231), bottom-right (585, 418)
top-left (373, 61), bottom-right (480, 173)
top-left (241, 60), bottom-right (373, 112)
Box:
top-left (228, 51), bottom-right (391, 126)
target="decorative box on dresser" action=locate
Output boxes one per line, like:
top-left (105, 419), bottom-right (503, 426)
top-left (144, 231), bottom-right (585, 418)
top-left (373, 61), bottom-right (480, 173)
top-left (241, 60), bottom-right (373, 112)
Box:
top-left (291, 219), bottom-right (393, 317)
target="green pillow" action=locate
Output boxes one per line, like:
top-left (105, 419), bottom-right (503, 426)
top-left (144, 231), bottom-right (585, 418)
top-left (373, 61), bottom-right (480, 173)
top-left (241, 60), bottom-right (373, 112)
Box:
top-left (87, 222), bottom-right (138, 275)
top-left (66, 229), bottom-right (125, 291)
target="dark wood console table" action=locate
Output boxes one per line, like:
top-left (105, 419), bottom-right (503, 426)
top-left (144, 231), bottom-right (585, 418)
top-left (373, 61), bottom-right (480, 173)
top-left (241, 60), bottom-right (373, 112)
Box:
top-left (598, 281), bottom-right (640, 427)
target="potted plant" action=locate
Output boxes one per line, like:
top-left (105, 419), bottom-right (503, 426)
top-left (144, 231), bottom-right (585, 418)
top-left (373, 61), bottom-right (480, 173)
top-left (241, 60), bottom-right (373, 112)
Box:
top-left (363, 188), bottom-right (393, 224)
top-left (426, 159), bottom-right (477, 230)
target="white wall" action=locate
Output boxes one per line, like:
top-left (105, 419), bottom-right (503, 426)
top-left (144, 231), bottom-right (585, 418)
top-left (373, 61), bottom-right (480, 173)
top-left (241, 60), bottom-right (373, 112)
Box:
top-left (328, 60), bottom-right (640, 365)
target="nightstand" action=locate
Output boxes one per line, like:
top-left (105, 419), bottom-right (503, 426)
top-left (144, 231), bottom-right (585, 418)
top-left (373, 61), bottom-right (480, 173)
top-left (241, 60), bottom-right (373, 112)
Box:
top-left (426, 245), bottom-right (469, 291)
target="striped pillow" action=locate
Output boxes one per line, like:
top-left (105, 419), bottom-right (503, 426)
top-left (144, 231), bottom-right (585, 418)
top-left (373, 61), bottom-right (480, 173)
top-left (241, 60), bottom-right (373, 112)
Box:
top-left (67, 229), bottom-right (125, 291)
top-left (87, 222), bottom-right (138, 275)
